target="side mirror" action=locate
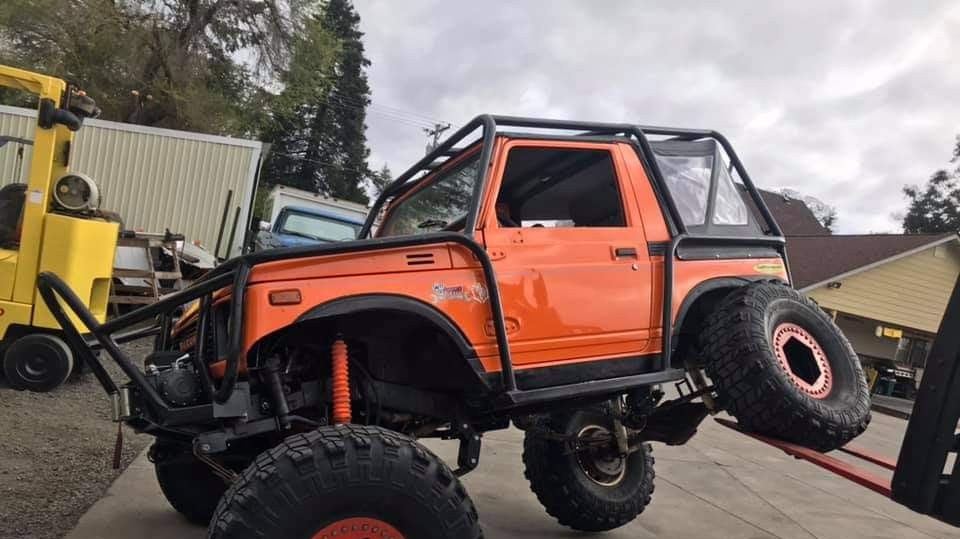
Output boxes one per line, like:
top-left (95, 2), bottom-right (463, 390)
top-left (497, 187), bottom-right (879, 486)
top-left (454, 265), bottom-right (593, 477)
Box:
top-left (259, 220), bottom-right (271, 231)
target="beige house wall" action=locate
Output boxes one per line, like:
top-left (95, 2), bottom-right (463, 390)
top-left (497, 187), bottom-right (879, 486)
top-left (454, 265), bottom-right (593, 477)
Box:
top-left (807, 240), bottom-right (960, 334)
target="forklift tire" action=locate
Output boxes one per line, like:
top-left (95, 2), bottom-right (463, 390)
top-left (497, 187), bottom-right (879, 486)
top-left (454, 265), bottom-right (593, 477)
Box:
top-left (523, 409), bottom-right (655, 532)
top-left (152, 443), bottom-right (240, 526)
top-left (209, 424), bottom-right (484, 539)
top-left (2, 333), bottom-right (73, 392)
top-left (702, 281), bottom-right (871, 452)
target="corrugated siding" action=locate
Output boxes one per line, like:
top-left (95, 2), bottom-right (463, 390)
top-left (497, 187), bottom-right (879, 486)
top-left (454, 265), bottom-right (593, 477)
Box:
top-left (0, 109), bottom-right (35, 184)
top-left (808, 241), bottom-right (960, 333)
top-left (0, 105), bottom-right (261, 257)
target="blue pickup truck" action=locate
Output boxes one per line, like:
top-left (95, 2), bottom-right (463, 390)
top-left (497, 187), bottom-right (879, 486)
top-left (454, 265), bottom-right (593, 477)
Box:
top-left (254, 205), bottom-right (364, 250)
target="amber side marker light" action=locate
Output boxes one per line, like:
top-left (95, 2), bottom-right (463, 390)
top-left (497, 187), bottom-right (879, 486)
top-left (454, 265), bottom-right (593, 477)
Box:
top-left (269, 289), bottom-right (302, 305)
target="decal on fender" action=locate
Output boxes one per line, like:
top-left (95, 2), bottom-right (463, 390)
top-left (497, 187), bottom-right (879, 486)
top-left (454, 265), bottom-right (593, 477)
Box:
top-left (431, 282), bottom-right (489, 304)
top-left (753, 262), bottom-right (785, 275)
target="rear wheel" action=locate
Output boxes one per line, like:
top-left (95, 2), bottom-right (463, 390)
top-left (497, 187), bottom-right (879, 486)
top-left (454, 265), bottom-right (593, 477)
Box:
top-left (209, 425), bottom-right (483, 539)
top-left (523, 409), bottom-right (655, 532)
top-left (702, 281), bottom-right (871, 451)
top-left (2, 333), bottom-right (73, 392)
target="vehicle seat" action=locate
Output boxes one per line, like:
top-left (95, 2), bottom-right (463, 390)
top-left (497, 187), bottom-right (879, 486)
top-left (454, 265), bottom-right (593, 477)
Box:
top-left (568, 186), bottom-right (624, 227)
top-left (0, 183), bottom-right (27, 247)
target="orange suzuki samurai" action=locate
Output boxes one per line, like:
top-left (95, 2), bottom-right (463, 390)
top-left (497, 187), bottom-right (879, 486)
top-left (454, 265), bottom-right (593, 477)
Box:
top-left (39, 115), bottom-right (870, 538)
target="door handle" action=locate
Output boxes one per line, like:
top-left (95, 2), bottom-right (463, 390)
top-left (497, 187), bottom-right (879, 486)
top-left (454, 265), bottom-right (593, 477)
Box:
top-left (614, 247), bottom-right (638, 258)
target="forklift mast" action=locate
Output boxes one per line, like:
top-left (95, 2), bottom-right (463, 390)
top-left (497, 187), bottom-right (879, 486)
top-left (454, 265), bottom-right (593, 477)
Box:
top-left (0, 65), bottom-right (116, 335)
top-left (0, 66), bottom-right (73, 305)
top-left (892, 272), bottom-right (960, 524)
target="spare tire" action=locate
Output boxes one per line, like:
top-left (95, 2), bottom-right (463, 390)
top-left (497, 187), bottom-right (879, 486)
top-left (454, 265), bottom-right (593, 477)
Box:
top-left (702, 281), bottom-right (870, 451)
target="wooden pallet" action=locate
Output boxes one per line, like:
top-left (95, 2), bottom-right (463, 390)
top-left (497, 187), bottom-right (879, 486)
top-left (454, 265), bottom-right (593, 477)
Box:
top-left (110, 233), bottom-right (183, 307)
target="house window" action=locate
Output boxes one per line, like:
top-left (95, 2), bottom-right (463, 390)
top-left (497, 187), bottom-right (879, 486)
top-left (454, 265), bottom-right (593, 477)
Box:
top-left (495, 147), bottom-right (626, 228)
top-left (895, 336), bottom-right (931, 369)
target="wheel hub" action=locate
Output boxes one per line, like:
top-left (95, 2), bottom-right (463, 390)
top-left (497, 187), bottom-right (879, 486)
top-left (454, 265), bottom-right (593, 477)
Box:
top-left (23, 354), bottom-right (51, 379)
top-left (575, 425), bottom-right (627, 486)
top-left (311, 517), bottom-right (405, 539)
top-left (772, 323), bottom-right (832, 399)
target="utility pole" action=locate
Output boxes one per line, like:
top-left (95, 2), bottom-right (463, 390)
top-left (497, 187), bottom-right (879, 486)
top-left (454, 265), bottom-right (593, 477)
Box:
top-left (423, 122), bottom-right (451, 154)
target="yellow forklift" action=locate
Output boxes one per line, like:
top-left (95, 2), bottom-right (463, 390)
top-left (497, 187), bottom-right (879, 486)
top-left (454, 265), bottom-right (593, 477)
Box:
top-left (0, 65), bottom-right (117, 391)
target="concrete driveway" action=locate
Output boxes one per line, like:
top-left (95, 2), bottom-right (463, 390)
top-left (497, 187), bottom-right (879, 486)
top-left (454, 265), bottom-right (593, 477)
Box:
top-left (67, 413), bottom-right (959, 539)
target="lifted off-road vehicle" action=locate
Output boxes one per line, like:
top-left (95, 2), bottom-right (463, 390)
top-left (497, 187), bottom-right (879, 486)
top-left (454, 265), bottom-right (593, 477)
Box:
top-left (40, 115), bottom-right (871, 538)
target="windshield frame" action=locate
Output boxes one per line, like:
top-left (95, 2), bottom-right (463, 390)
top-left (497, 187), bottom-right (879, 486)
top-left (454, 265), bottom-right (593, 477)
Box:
top-left (375, 145), bottom-right (484, 238)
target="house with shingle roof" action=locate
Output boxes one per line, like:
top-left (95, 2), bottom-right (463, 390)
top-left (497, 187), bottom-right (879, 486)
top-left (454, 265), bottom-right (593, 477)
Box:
top-left (761, 189), bottom-right (960, 398)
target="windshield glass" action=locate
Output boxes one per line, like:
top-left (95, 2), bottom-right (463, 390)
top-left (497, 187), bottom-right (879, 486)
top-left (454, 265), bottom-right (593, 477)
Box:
top-left (378, 154), bottom-right (481, 237)
top-left (279, 212), bottom-right (360, 242)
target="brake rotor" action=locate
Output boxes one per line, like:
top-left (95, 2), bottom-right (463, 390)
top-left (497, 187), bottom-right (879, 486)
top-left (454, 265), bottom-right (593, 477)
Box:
top-left (574, 425), bottom-right (627, 486)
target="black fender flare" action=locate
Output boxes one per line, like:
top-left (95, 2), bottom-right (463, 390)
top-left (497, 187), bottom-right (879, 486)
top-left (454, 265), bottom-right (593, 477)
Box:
top-left (673, 276), bottom-right (787, 339)
top-left (295, 293), bottom-right (490, 389)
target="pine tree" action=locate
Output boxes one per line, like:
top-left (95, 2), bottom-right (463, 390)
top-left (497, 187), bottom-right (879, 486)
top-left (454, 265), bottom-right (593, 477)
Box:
top-left (368, 164), bottom-right (393, 200)
top-left (263, 0), bottom-right (372, 204)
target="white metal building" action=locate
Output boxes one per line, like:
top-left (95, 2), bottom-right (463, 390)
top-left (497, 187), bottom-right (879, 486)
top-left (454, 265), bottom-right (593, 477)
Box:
top-left (0, 104), bottom-right (263, 257)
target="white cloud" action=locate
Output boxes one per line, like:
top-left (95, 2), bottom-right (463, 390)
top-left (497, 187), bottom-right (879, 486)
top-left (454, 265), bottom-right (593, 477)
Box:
top-left (355, 0), bottom-right (960, 233)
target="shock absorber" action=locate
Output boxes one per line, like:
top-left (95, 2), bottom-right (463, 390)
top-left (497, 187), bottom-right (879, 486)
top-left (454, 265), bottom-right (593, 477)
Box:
top-left (331, 338), bottom-right (352, 424)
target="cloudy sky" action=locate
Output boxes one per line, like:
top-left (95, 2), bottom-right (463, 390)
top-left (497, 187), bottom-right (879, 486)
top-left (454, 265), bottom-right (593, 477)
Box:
top-left (354, 1), bottom-right (960, 233)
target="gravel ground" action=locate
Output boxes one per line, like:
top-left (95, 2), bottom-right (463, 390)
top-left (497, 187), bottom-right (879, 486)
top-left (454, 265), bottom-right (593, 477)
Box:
top-left (0, 341), bottom-right (154, 539)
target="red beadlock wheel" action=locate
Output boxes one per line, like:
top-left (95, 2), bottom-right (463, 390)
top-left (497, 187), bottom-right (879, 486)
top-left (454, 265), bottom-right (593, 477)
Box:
top-left (772, 322), bottom-right (833, 399)
top-left (312, 517), bottom-right (405, 539)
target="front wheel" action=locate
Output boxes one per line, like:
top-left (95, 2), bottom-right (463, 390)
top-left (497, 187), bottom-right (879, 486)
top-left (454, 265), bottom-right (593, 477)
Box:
top-left (209, 425), bottom-right (483, 539)
top-left (523, 409), bottom-right (655, 532)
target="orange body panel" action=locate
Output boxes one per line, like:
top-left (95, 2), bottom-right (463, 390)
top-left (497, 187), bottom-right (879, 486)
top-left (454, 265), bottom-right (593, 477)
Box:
top-left (226, 136), bottom-right (788, 377)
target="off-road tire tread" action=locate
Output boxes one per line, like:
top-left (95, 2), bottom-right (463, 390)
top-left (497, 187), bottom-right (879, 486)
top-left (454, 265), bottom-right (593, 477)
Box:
top-left (523, 422), bottom-right (654, 531)
top-left (208, 424), bottom-right (483, 539)
top-left (701, 281), bottom-right (871, 451)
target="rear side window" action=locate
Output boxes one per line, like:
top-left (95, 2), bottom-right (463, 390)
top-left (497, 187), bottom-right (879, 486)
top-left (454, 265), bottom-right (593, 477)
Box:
top-left (656, 154), bottom-right (712, 226)
top-left (495, 147), bottom-right (626, 228)
top-left (652, 140), bottom-right (758, 235)
top-left (712, 165), bottom-right (749, 225)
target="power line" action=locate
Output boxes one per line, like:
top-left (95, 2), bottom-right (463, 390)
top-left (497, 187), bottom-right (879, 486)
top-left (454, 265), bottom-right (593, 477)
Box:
top-left (272, 151), bottom-right (373, 177)
top-left (293, 71), bottom-right (449, 126)
top-left (423, 123), bottom-right (451, 153)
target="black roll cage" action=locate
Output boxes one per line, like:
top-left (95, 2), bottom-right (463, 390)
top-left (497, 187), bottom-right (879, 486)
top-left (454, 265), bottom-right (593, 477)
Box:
top-left (36, 114), bottom-right (787, 419)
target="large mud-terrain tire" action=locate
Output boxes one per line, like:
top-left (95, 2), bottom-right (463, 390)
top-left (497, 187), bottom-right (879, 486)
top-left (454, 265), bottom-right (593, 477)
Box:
top-left (523, 409), bottom-right (655, 532)
top-left (702, 281), bottom-right (871, 451)
top-left (152, 443), bottom-right (247, 526)
top-left (209, 424), bottom-right (483, 539)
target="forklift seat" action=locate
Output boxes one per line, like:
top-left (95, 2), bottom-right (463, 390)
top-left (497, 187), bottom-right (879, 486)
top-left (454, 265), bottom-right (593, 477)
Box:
top-left (0, 183), bottom-right (26, 247)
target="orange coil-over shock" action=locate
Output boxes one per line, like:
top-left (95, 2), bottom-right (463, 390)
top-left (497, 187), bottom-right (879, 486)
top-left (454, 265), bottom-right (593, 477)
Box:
top-left (331, 338), bottom-right (351, 424)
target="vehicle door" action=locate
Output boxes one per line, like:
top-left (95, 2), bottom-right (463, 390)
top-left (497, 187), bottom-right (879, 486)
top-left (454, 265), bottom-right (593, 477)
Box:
top-left (480, 140), bottom-right (655, 382)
